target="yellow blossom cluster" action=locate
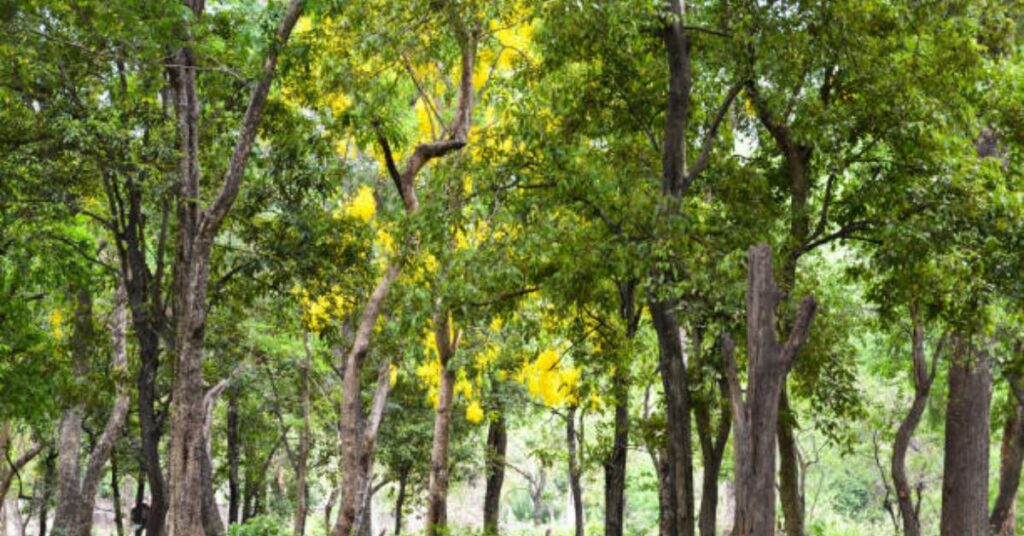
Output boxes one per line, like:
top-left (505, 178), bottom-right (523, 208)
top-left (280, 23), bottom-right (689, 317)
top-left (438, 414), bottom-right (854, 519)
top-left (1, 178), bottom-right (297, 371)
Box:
top-left (49, 307), bottom-right (64, 340)
top-left (293, 285), bottom-right (351, 332)
top-left (336, 185), bottom-right (376, 222)
top-left (517, 349), bottom-right (581, 408)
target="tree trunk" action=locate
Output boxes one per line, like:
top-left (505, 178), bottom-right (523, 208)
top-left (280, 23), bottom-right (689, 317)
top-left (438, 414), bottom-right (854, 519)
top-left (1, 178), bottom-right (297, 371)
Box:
top-left (939, 337), bottom-right (992, 536)
top-left (991, 396), bottom-right (1024, 536)
top-left (891, 305), bottom-right (941, 536)
top-left (649, 300), bottom-right (695, 536)
top-left (52, 289), bottom-right (91, 534)
top-left (137, 330), bottom-right (167, 536)
top-left (483, 414), bottom-right (507, 535)
top-left (227, 389), bottom-right (240, 526)
top-left (724, 244), bottom-right (817, 536)
top-left (52, 284), bottom-right (132, 536)
top-left (294, 334), bottom-right (312, 536)
top-left (695, 375), bottom-right (730, 536)
top-left (40, 450), bottom-right (56, 536)
top-left (425, 329), bottom-right (456, 536)
top-left (567, 407), bottom-right (584, 536)
top-left (393, 472), bottom-right (407, 536)
top-left (649, 449), bottom-right (674, 536)
top-left (164, 2), bottom-right (304, 533)
top-left (112, 450), bottom-right (125, 536)
top-left (603, 368), bottom-right (628, 536)
top-left (777, 394), bottom-right (804, 536)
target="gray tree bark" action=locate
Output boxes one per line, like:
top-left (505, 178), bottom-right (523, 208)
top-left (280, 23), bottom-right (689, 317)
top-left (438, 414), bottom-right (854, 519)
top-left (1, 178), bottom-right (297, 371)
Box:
top-left (724, 244), bottom-right (817, 536)
top-left (938, 337), bottom-right (992, 536)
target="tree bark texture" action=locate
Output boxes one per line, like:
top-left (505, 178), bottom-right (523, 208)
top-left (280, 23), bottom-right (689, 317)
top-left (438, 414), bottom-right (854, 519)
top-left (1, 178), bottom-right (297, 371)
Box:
top-left (939, 337), bottom-right (992, 536)
top-left (294, 333), bottom-right (313, 536)
top-left (568, 406), bottom-right (585, 536)
top-left (483, 413), bottom-right (507, 535)
top-left (723, 244), bottom-right (817, 536)
top-left (603, 368), bottom-right (628, 536)
top-left (695, 371), bottom-right (730, 536)
top-left (891, 305), bottom-right (941, 536)
top-left (991, 394), bottom-right (1024, 536)
top-left (426, 313), bottom-right (458, 536)
top-left (164, 2), bottom-right (304, 534)
top-left (227, 389), bottom-right (240, 526)
top-left (53, 283), bottom-right (132, 536)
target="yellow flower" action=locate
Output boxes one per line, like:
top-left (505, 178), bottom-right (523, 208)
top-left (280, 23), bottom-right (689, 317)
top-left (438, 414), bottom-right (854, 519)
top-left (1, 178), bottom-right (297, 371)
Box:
top-left (389, 364), bottom-right (399, 387)
top-left (344, 185), bottom-right (376, 222)
top-left (466, 401), bottom-right (485, 424)
top-left (49, 308), bottom-right (64, 340)
top-left (454, 375), bottom-right (474, 400)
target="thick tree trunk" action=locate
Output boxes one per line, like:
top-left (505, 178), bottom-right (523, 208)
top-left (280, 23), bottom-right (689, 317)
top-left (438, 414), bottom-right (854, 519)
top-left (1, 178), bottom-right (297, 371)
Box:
top-left (53, 284), bottom-right (132, 536)
top-left (164, 2), bottom-right (303, 533)
top-left (654, 450), bottom-right (675, 536)
top-left (991, 397), bottom-right (1024, 536)
top-left (891, 306), bottom-right (940, 536)
top-left (603, 369), bottom-right (628, 536)
top-left (939, 337), bottom-right (992, 536)
top-left (294, 334), bottom-right (312, 536)
top-left (425, 328), bottom-right (456, 536)
top-left (724, 244), bottom-right (817, 536)
top-left (52, 289), bottom-right (91, 534)
top-left (567, 406), bottom-right (584, 536)
top-left (227, 389), bottom-right (240, 526)
top-left (483, 414), bottom-right (507, 535)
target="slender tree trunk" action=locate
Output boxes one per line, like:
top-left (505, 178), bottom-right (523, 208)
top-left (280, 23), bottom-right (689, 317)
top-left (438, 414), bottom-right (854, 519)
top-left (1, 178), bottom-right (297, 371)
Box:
top-left (695, 376), bottom-right (730, 536)
top-left (991, 397), bottom-right (1024, 536)
top-left (777, 394), bottom-right (804, 536)
top-left (137, 332), bottom-right (167, 536)
top-left (226, 389), bottom-right (240, 526)
top-left (331, 16), bottom-right (475, 536)
top-left (393, 472), bottom-right (407, 536)
top-left (724, 244), bottom-right (817, 536)
top-left (294, 335), bottom-right (312, 536)
top-left (324, 486), bottom-right (338, 532)
top-left (891, 305), bottom-right (941, 536)
top-left (939, 336), bottom-right (992, 536)
top-left (112, 449), bottom-right (125, 536)
top-left (650, 301), bottom-right (695, 536)
top-left (567, 407), bottom-right (584, 536)
top-left (604, 369), bottom-right (628, 536)
top-left (483, 414), bottom-right (507, 535)
top-left (40, 450), bottom-right (56, 536)
top-left (425, 330), bottom-right (456, 536)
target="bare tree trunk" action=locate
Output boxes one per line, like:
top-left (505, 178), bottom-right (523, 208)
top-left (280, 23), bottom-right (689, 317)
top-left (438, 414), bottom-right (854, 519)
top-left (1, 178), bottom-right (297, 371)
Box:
top-left (294, 334), bottom-right (312, 536)
top-left (991, 397), bottom-right (1024, 536)
top-left (891, 305), bottom-right (942, 536)
top-left (426, 316), bottom-right (457, 536)
top-left (227, 389), bottom-right (240, 526)
top-left (695, 374), bottom-right (730, 536)
top-left (39, 450), bottom-right (56, 536)
top-left (112, 450), bottom-right (125, 536)
top-left (724, 244), bottom-right (817, 536)
top-left (567, 407), bottom-right (584, 536)
top-left (939, 337), bottom-right (992, 536)
top-left (603, 368), bottom-right (628, 536)
top-left (393, 472), bottom-right (407, 536)
top-left (483, 414), bottom-right (507, 535)
top-left (324, 486), bottom-right (338, 532)
top-left (52, 289), bottom-right (91, 534)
